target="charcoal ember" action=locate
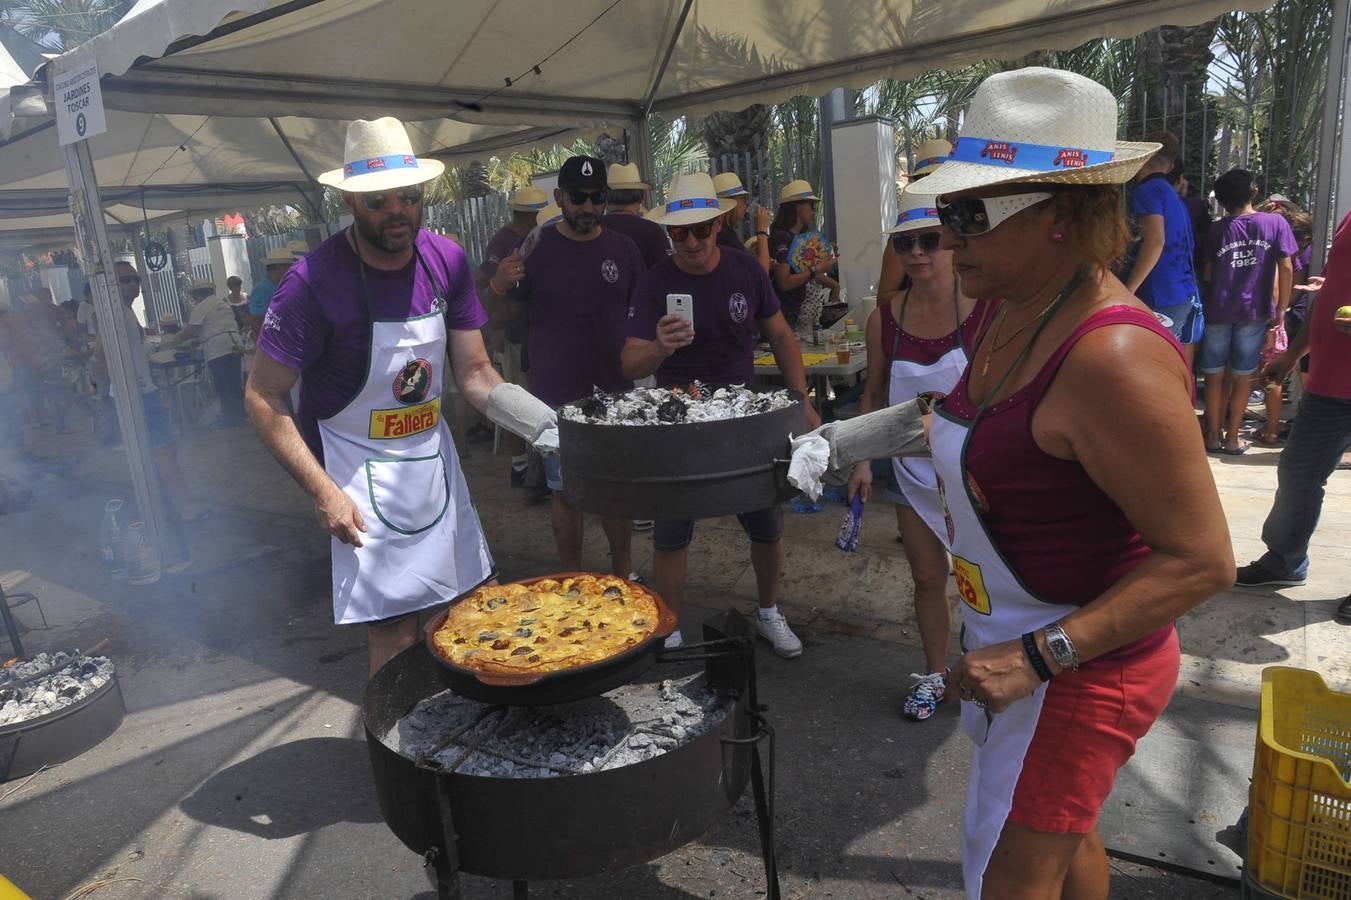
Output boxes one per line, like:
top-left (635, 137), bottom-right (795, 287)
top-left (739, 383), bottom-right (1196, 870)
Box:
top-left (656, 396), bottom-right (686, 423)
top-left (576, 392), bottom-right (610, 419)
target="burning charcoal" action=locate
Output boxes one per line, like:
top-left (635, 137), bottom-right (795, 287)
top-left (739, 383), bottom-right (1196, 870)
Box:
top-left (576, 392), bottom-right (609, 420)
top-left (656, 396), bottom-right (687, 423)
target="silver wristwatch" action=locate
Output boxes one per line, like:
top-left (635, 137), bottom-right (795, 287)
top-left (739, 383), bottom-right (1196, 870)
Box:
top-left (1043, 622), bottom-right (1080, 672)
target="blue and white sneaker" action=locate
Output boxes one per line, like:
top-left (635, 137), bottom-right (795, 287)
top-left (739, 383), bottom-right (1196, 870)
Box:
top-left (902, 671), bottom-right (947, 721)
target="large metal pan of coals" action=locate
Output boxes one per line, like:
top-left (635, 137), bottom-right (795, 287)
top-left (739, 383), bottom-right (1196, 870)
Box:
top-left (558, 385), bottom-right (806, 520)
top-left (423, 573), bottom-right (678, 706)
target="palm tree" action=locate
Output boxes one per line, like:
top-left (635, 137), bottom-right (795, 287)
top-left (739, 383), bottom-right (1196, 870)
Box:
top-left (0, 0), bottom-right (130, 53)
top-left (700, 104), bottom-right (772, 202)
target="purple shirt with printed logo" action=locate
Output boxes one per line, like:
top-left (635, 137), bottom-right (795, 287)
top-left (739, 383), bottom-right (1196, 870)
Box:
top-left (1203, 211), bottom-right (1298, 323)
top-left (601, 211), bottom-right (672, 268)
top-left (257, 228), bottom-right (486, 460)
top-left (514, 225), bottom-right (643, 407)
top-left (627, 247), bottom-right (781, 388)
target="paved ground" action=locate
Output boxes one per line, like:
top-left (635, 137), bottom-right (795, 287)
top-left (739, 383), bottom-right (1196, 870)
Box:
top-left (0, 404), bottom-right (1345, 899)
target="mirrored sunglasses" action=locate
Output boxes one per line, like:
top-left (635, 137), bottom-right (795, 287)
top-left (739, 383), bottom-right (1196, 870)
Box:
top-left (360, 185), bottom-right (425, 211)
top-left (566, 189), bottom-right (609, 206)
top-left (667, 221), bottom-right (716, 243)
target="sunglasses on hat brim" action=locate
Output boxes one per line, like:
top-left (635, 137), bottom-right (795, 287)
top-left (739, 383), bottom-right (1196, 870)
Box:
top-left (936, 191), bottom-right (1054, 237)
top-left (359, 185), bottom-right (425, 211)
top-left (891, 231), bottom-right (942, 254)
top-left (666, 221), bottom-right (716, 243)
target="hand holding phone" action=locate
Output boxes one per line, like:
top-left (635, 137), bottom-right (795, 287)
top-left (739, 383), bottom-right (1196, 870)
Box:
top-left (658, 294), bottom-right (695, 356)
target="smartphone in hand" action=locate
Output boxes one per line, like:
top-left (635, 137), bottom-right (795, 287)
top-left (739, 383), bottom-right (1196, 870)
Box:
top-left (666, 293), bottom-right (694, 329)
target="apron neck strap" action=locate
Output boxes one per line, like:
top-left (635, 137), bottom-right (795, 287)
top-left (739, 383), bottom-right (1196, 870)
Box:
top-left (889, 277), bottom-right (965, 363)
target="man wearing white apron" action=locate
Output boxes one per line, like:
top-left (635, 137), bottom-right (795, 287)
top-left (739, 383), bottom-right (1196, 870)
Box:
top-left (247, 118), bottom-right (559, 677)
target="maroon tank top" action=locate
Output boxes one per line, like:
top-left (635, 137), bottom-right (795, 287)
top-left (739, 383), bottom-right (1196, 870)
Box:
top-left (943, 305), bottom-right (1187, 664)
top-left (879, 294), bottom-right (997, 365)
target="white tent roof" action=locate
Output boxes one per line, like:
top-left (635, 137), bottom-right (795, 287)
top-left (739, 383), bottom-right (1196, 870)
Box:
top-left (55, 0), bottom-right (1272, 128)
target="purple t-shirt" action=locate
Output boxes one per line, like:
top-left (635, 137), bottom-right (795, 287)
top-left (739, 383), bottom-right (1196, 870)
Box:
top-left (514, 225), bottom-right (642, 407)
top-left (479, 225), bottom-right (527, 277)
top-left (717, 225), bottom-right (748, 254)
top-left (1204, 211), bottom-right (1298, 323)
top-left (258, 229), bottom-right (487, 459)
top-left (627, 246), bottom-right (781, 388)
top-left (601, 212), bottom-right (672, 269)
top-left (770, 228), bottom-right (806, 325)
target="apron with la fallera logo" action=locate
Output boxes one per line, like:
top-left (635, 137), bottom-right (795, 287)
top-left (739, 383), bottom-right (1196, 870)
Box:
top-left (319, 236), bottom-right (494, 625)
top-left (925, 271), bottom-right (1087, 900)
top-left (887, 283), bottom-right (969, 545)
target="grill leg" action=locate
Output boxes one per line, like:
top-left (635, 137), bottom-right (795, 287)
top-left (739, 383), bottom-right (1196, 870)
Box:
top-left (433, 776), bottom-right (463, 900)
top-left (512, 880), bottom-right (528, 900)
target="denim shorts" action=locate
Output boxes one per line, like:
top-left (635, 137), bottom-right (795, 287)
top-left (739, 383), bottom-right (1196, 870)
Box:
top-left (1153, 300), bottom-right (1204, 345)
top-left (1198, 321), bottom-right (1267, 375)
top-left (653, 507), bottom-right (784, 551)
top-left (544, 451), bottom-right (563, 491)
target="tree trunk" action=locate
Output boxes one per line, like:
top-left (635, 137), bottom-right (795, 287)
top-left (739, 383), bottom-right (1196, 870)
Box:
top-left (701, 104), bottom-right (772, 203)
top-left (1136, 20), bottom-right (1221, 187)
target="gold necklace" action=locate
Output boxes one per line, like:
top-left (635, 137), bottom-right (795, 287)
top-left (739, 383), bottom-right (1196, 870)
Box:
top-left (980, 294), bottom-right (1062, 376)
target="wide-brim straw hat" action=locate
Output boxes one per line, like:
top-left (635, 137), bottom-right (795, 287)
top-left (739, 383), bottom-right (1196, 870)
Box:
top-left (317, 117), bottom-right (445, 192)
top-left (713, 172), bottom-right (750, 199)
top-left (536, 203), bottom-right (563, 227)
top-left (777, 179), bottom-right (820, 205)
top-left (919, 67), bottom-right (1158, 197)
top-left (511, 186), bottom-right (550, 212)
top-left (651, 173), bottom-right (734, 226)
top-left (189, 278), bottom-right (215, 293)
top-left (885, 188), bottom-right (941, 234)
top-left (285, 240), bottom-right (309, 255)
top-left (910, 139), bottom-right (952, 177)
top-left (607, 163), bottom-right (650, 191)
top-left (264, 247), bottom-right (297, 267)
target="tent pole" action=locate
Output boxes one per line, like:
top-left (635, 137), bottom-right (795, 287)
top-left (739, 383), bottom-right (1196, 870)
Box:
top-left (1311, 0), bottom-right (1349, 271)
top-left (641, 0), bottom-right (695, 119)
top-left (632, 116), bottom-right (657, 200)
top-left (62, 133), bottom-right (178, 568)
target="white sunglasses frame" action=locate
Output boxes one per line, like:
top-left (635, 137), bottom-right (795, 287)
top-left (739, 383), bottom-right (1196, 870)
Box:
top-left (937, 191), bottom-right (1055, 236)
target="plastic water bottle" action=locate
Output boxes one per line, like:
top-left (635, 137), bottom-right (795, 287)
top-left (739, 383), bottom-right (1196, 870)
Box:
top-left (124, 522), bottom-right (161, 586)
top-left (99, 499), bottom-right (127, 580)
top-left (790, 493), bottom-right (823, 514)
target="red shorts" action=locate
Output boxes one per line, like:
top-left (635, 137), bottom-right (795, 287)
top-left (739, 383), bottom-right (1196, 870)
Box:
top-left (1007, 628), bottom-right (1180, 833)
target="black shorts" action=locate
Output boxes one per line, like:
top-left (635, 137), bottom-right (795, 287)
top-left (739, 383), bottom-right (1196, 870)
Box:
top-left (653, 506), bottom-right (784, 551)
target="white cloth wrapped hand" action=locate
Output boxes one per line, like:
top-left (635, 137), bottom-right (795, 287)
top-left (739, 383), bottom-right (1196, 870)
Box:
top-left (486, 383), bottom-right (559, 452)
top-left (788, 399), bottom-right (930, 499)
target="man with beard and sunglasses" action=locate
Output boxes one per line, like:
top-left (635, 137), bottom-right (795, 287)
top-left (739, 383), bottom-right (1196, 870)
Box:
top-left (247, 118), bottom-right (533, 679)
top-left (623, 173), bottom-right (820, 657)
top-left (508, 155), bottom-right (644, 580)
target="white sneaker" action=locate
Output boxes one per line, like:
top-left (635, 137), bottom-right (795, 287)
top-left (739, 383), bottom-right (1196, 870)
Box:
top-left (754, 609), bottom-right (803, 658)
top-left (633, 520), bottom-right (654, 531)
top-left (664, 630), bottom-right (684, 650)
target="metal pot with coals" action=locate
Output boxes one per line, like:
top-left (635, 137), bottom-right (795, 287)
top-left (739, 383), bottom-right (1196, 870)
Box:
top-left (558, 386), bottom-right (806, 521)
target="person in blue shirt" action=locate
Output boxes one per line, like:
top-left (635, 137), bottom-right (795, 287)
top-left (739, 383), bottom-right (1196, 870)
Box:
top-left (247, 247), bottom-right (297, 337)
top-left (1125, 131), bottom-right (1203, 364)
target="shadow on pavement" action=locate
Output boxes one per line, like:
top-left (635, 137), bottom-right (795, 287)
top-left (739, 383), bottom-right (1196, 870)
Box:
top-left (180, 737), bottom-right (381, 838)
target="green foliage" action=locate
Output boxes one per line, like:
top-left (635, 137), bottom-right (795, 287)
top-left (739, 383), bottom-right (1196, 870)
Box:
top-left (0, 0), bottom-right (131, 53)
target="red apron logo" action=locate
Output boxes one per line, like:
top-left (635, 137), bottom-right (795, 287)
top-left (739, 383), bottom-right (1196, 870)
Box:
top-left (1053, 148), bottom-right (1090, 169)
top-left (980, 142), bottom-right (1018, 165)
top-left (393, 358), bottom-right (433, 405)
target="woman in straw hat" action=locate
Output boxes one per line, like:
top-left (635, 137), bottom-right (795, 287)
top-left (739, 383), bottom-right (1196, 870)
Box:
top-left (712, 172), bottom-right (772, 272)
top-left (814, 68), bottom-right (1233, 898)
top-left (768, 179), bottom-right (838, 327)
top-left (849, 188), bottom-right (996, 724)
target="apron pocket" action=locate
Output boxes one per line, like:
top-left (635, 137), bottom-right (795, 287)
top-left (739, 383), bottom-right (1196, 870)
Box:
top-left (365, 452), bottom-right (450, 535)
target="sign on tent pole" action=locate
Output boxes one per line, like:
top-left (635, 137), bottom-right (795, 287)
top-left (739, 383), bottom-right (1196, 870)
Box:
top-left (52, 57), bottom-right (108, 146)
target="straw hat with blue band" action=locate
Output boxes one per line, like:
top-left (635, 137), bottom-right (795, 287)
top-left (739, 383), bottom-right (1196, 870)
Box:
top-left (917, 67), bottom-right (1158, 197)
top-left (536, 203), bottom-right (563, 227)
top-left (606, 163), bottom-right (651, 192)
top-left (910, 139), bottom-right (952, 178)
top-left (777, 179), bottom-right (820, 204)
top-left (886, 188), bottom-right (942, 234)
top-left (712, 172), bottom-right (751, 199)
top-left (651, 173), bottom-right (734, 226)
top-left (317, 117), bottom-right (445, 193)
top-left (510, 186), bottom-right (550, 212)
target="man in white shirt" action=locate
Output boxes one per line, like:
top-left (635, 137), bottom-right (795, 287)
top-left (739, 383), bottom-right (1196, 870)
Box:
top-left (162, 279), bottom-right (245, 427)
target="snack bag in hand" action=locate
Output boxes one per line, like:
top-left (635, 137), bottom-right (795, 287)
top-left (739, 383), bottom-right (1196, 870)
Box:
top-left (836, 494), bottom-right (865, 552)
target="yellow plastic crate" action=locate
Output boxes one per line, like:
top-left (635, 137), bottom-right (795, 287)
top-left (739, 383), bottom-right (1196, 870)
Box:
top-left (1248, 667), bottom-right (1351, 899)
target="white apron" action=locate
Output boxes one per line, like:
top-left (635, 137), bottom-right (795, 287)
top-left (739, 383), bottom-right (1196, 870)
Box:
top-left (886, 287), bottom-right (968, 546)
top-left (318, 242), bottom-right (494, 625)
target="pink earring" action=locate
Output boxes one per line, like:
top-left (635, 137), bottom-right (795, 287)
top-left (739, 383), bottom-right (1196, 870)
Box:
top-left (1050, 229), bottom-right (1066, 242)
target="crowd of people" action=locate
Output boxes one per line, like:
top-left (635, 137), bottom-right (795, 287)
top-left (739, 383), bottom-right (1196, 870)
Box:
top-left (5, 61), bottom-right (1346, 900)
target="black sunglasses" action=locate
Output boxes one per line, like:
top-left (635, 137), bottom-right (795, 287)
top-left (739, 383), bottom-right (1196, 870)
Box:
top-left (936, 192), bottom-right (1053, 237)
top-left (667, 221), bottom-right (716, 243)
top-left (892, 231), bottom-right (942, 254)
top-left (566, 189), bottom-right (609, 206)
top-left (118, 275), bottom-right (140, 284)
top-left (360, 185), bottom-right (425, 211)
